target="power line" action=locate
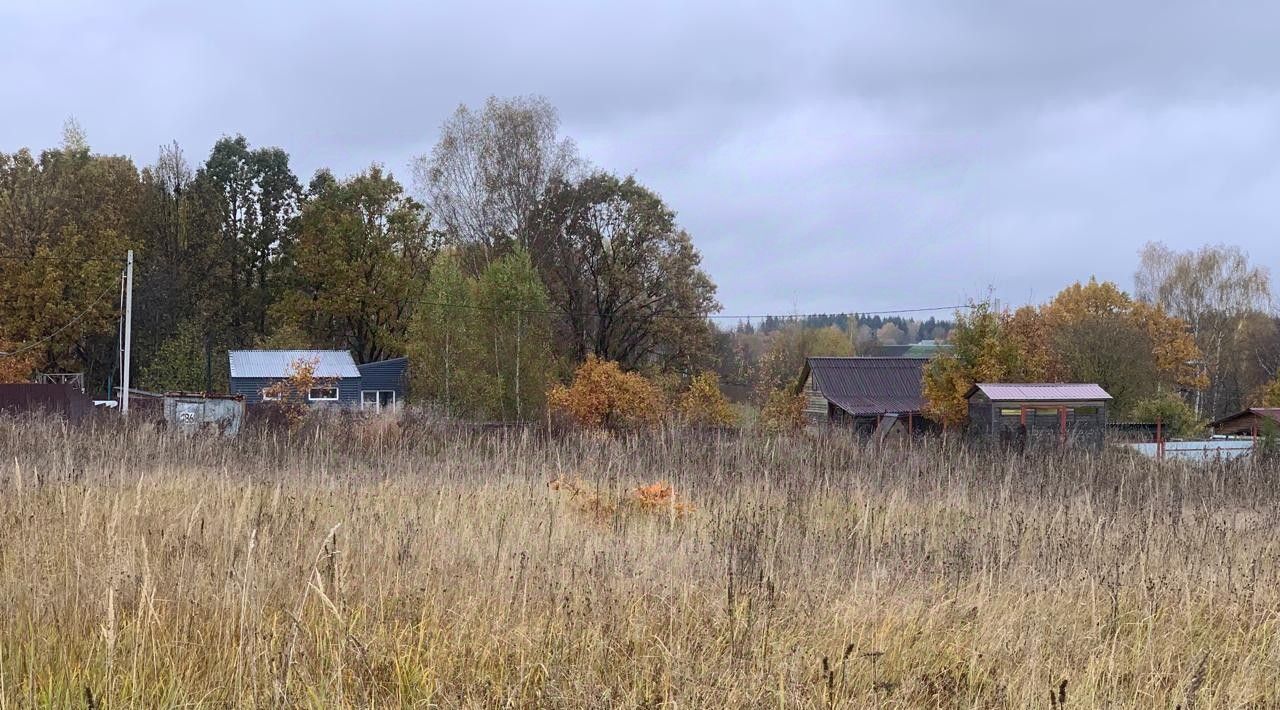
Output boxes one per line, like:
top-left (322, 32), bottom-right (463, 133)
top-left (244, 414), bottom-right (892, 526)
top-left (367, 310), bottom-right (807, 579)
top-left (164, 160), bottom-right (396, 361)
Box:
top-left (0, 279), bottom-right (120, 359)
top-left (410, 299), bottom-right (972, 321)
top-left (0, 253), bottom-right (125, 265)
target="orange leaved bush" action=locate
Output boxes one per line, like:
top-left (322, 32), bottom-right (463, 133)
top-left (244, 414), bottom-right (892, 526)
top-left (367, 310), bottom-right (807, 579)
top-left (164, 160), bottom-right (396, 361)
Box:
top-left (547, 355), bottom-right (663, 429)
top-left (0, 342), bottom-right (35, 384)
top-left (633, 481), bottom-right (694, 516)
top-left (261, 358), bottom-right (338, 429)
top-left (548, 475), bottom-right (694, 523)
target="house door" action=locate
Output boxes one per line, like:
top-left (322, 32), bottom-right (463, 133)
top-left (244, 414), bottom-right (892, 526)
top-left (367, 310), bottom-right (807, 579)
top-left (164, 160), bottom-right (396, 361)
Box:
top-left (361, 390), bottom-right (396, 411)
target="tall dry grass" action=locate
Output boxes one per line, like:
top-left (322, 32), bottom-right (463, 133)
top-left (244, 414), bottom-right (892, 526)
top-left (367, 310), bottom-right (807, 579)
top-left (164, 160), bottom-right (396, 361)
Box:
top-left (1, 414), bottom-right (1278, 707)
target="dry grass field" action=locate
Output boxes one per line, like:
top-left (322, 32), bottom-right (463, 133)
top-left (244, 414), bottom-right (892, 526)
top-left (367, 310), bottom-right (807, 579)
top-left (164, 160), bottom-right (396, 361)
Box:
top-left (1, 415), bottom-right (1278, 708)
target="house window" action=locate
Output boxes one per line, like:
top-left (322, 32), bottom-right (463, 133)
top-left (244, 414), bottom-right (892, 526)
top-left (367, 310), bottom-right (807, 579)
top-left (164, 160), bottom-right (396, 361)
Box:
top-left (308, 387), bottom-right (339, 402)
top-left (361, 390), bottom-right (396, 411)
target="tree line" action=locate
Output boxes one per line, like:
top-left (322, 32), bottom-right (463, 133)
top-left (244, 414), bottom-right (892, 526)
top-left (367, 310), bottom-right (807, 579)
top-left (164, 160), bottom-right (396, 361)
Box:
top-left (4, 106), bottom-right (1276, 428)
top-left (0, 98), bottom-right (719, 418)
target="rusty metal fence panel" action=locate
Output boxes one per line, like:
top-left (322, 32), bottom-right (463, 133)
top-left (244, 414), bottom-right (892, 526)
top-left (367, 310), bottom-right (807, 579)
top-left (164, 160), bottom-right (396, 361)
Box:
top-left (163, 394), bottom-right (244, 436)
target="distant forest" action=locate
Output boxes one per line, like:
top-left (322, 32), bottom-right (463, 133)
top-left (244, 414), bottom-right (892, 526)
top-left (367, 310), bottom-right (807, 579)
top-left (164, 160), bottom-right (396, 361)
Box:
top-left (746, 314), bottom-right (951, 341)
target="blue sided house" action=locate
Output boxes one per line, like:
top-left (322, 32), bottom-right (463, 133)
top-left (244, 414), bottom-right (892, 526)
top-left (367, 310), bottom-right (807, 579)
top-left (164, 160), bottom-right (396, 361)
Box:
top-left (354, 357), bottom-right (408, 411)
top-left (228, 350), bottom-right (407, 411)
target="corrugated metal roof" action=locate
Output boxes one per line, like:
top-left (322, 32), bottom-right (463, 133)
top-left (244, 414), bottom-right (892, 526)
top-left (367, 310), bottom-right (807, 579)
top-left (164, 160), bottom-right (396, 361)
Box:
top-left (968, 383), bottom-right (1112, 402)
top-left (355, 356), bottom-right (408, 372)
top-left (804, 357), bottom-right (927, 416)
top-left (228, 350), bottom-right (360, 379)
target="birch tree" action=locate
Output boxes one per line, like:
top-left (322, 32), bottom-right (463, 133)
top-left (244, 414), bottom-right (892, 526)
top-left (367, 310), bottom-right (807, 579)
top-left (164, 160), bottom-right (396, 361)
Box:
top-left (413, 96), bottom-right (579, 272)
top-left (1135, 242), bottom-right (1271, 415)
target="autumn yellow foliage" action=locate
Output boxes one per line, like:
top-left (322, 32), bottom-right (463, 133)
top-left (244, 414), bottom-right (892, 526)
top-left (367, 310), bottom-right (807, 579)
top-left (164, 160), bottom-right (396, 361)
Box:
top-left (1258, 373), bottom-right (1280, 408)
top-left (1131, 301), bottom-right (1208, 391)
top-left (922, 302), bottom-right (1014, 427)
top-left (678, 371), bottom-right (738, 428)
top-left (547, 355), bottom-right (663, 429)
top-left (924, 282), bottom-right (1206, 425)
top-left (1042, 279), bottom-right (1204, 390)
top-left (759, 387), bottom-right (807, 433)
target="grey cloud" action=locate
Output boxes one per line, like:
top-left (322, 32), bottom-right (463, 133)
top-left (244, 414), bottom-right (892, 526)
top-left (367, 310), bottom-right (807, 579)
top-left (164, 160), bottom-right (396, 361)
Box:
top-left (2, 1), bottom-right (1277, 316)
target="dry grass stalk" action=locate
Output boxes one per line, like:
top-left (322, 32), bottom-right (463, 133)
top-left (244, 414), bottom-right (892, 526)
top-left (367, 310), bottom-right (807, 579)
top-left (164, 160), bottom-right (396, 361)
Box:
top-left (0, 415), bottom-right (1274, 706)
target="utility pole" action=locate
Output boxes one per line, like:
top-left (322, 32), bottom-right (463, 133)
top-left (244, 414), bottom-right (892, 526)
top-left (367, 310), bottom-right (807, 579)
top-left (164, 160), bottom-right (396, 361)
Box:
top-left (121, 249), bottom-right (134, 415)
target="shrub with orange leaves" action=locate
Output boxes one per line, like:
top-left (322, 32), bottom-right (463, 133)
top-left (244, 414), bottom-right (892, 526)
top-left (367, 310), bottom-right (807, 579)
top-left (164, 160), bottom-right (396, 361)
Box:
top-left (548, 475), bottom-right (694, 523)
top-left (261, 358), bottom-right (339, 429)
top-left (547, 355), bottom-right (663, 430)
top-left (633, 480), bottom-right (694, 516)
top-left (0, 342), bottom-right (35, 384)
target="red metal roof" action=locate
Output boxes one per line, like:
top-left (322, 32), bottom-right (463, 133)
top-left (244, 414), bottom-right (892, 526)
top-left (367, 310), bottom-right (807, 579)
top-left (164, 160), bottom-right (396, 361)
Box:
top-left (802, 357), bottom-right (927, 416)
top-left (967, 383), bottom-right (1112, 402)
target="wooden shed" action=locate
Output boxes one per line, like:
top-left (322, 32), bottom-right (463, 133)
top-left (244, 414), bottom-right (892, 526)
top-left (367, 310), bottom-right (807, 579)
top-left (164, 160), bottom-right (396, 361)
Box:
top-left (795, 357), bottom-right (933, 436)
top-left (966, 383), bottom-right (1111, 451)
top-left (1210, 407), bottom-right (1280, 437)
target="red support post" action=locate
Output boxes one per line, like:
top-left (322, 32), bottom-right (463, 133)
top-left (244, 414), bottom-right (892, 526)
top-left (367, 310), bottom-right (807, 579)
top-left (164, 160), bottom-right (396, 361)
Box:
top-left (1156, 415), bottom-right (1164, 460)
top-left (1059, 405), bottom-right (1067, 448)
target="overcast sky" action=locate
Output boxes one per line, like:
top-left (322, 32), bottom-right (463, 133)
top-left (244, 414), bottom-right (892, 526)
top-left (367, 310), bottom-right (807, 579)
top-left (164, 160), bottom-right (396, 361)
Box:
top-left (4, 1), bottom-right (1278, 319)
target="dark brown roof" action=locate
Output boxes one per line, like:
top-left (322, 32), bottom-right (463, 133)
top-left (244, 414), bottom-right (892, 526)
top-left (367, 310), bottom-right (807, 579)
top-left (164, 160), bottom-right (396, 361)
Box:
top-left (798, 357), bottom-right (927, 416)
top-left (1210, 407), bottom-right (1280, 433)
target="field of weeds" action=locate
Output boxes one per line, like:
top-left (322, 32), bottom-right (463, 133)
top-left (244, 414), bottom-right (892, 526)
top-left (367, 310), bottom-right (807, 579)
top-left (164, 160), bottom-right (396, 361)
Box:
top-left (1, 415), bottom-right (1278, 708)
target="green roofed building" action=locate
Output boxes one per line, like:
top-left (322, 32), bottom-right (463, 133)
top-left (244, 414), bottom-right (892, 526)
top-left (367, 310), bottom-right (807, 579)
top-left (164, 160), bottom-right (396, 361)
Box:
top-left (866, 339), bottom-right (951, 358)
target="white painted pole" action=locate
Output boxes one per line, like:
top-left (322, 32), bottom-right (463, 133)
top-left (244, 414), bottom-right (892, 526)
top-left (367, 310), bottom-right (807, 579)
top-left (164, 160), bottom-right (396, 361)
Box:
top-left (121, 249), bottom-right (134, 415)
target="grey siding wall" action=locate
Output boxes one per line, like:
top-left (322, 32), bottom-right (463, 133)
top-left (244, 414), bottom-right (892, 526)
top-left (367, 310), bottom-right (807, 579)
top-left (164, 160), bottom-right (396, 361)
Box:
top-left (355, 358), bottom-right (408, 403)
top-left (968, 399), bottom-right (1109, 451)
top-left (967, 393), bottom-right (993, 438)
top-left (230, 376), bottom-right (362, 406)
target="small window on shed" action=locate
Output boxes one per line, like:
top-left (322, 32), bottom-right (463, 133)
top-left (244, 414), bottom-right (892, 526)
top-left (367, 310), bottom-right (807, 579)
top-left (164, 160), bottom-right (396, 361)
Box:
top-left (1075, 406), bottom-right (1099, 416)
top-left (999, 408), bottom-right (1022, 416)
top-left (308, 387), bottom-right (339, 401)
